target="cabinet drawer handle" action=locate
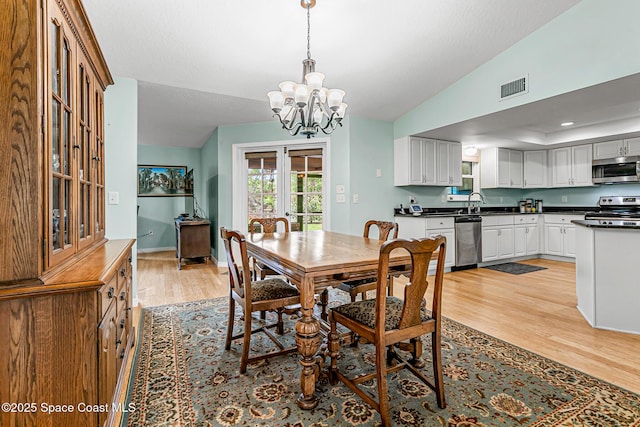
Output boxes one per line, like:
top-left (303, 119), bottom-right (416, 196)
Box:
top-left (120, 268), bottom-right (126, 277)
top-left (120, 291), bottom-right (126, 301)
top-left (116, 339), bottom-right (122, 346)
top-left (120, 349), bottom-right (125, 359)
top-left (120, 319), bottom-right (126, 329)
top-left (107, 287), bottom-right (115, 298)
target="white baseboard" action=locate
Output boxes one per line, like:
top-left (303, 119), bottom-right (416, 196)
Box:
top-left (137, 246), bottom-right (176, 254)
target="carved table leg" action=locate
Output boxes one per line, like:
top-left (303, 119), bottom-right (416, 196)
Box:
top-left (295, 278), bottom-right (322, 409)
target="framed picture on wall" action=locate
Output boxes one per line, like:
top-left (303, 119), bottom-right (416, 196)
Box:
top-left (137, 165), bottom-right (193, 196)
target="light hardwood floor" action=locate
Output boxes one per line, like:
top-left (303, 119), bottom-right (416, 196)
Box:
top-left (130, 252), bottom-right (640, 395)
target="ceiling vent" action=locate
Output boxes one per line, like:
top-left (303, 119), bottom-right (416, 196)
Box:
top-left (499, 74), bottom-right (528, 100)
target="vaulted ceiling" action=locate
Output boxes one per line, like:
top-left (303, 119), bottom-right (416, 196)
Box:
top-left (84, 0), bottom-right (623, 149)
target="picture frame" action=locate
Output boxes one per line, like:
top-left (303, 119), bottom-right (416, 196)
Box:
top-left (137, 165), bottom-right (193, 197)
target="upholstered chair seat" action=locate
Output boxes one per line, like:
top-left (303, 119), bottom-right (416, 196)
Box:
top-left (251, 278), bottom-right (299, 302)
top-left (331, 296), bottom-right (429, 331)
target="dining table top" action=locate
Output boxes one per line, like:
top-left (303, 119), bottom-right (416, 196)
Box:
top-left (245, 230), bottom-right (412, 285)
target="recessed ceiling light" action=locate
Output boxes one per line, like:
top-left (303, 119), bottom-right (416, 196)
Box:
top-left (561, 121), bottom-right (574, 126)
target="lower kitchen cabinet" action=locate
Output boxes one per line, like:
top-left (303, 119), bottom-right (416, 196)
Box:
top-left (482, 216), bottom-right (515, 261)
top-left (543, 215), bottom-right (582, 257)
top-left (426, 217), bottom-right (456, 268)
top-left (396, 216), bottom-right (455, 269)
top-left (514, 215), bottom-right (540, 256)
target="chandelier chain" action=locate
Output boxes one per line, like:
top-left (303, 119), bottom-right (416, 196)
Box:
top-left (306, 3), bottom-right (311, 60)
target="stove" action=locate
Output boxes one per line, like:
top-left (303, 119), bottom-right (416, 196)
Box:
top-left (585, 196), bottom-right (640, 226)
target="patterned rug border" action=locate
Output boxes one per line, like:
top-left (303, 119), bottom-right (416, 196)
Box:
top-left (128, 297), bottom-right (640, 426)
top-left (135, 297), bottom-right (637, 397)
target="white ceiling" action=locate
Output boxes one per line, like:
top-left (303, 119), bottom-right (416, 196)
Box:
top-left (81, 0), bottom-right (640, 150)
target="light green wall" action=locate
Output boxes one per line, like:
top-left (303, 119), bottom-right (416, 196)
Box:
top-left (394, 0), bottom-right (640, 138)
top-left (104, 77), bottom-right (138, 301)
top-left (200, 127), bottom-right (219, 255)
top-left (137, 145), bottom-right (203, 250)
top-left (347, 116), bottom-right (395, 232)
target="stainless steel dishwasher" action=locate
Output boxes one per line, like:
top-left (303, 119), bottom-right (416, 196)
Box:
top-left (454, 215), bottom-right (482, 269)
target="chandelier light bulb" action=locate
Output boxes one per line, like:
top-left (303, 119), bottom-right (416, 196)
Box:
top-left (326, 89), bottom-right (345, 110)
top-left (305, 72), bottom-right (325, 91)
top-left (336, 103), bottom-right (348, 118)
top-left (294, 84), bottom-right (309, 106)
top-left (267, 91), bottom-right (285, 112)
top-left (279, 81), bottom-right (296, 99)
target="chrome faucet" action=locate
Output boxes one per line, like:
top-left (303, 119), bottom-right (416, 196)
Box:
top-left (467, 192), bottom-right (486, 214)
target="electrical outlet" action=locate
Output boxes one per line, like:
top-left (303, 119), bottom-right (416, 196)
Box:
top-left (561, 195), bottom-right (568, 203)
top-left (376, 168), bottom-right (382, 177)
top-left (352, 193), bottom-right (360, 204)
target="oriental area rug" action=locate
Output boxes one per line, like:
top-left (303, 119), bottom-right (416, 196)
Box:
top-left (126, 294), bottom-right (640, 426)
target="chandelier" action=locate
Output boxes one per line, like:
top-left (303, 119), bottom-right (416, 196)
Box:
top-left (267, 0), bottom-right (347, 138)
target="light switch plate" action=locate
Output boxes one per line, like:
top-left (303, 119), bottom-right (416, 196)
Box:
top-left (336, 184), bottom-right (345, 194)
top-left (108, 191), bottom-right (119, 205)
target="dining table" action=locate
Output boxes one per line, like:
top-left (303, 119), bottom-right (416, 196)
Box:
top-left (245, 230), bottom-right (414, 410)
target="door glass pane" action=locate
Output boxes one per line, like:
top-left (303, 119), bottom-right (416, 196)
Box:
top-left (51, 23), bottom-right (60, 96)
top-left (64, 180), bottom-right (70, 245)
top-left (52, 177), bottom-right (60, 250)
top-left (62, 38), bottom-right (70, 104)
top-left (52, 101), bottom-right (60, 172)
top-left (289, 152), bottom-right (323, 231)
top-left (79, 184), bottom-right (85, 238)
top-left (246, 154), bottom-right (277, 229)
top-left (63, 110), bottom-right (70, 175)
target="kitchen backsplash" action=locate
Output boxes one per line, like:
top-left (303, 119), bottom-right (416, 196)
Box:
top-left (393, 183), bottom-right (640, 209)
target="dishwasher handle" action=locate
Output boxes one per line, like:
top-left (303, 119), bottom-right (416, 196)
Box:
top-left (454, 216), bottom-right (482, 223)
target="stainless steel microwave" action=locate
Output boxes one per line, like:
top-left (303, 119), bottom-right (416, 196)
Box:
top-left (592, 156), bottom-right (640, 183)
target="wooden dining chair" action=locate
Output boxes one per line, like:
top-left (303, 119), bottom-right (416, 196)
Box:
top-left (328, 236), bottom-right (447, 426)
top-left (220, 227), bottom-right (301, 374)
top-left (317, 220), bottom-right (399, 321)
top-left (249, 217), bottom-right (289, 280)
top-left (337, 220), bottom-right (399, 301)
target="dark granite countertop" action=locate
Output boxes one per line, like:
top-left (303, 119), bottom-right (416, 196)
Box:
top-left (394, 206), bottom-right (594, 218)
top-left (572, 219), bottom-right (640, 230)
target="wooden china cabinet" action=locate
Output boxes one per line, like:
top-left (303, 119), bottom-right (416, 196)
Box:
top-left (0, 1), bottom-right (134, 426)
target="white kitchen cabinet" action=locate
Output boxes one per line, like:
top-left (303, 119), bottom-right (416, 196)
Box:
top-left (481, 215), bottom-right (515, 261)
top-left (395, 216), bottom-right (455, 269)
top-left (394, 137), bottom-right (461, 186)
top-left (396, 216), bottom-right (427, 238)
top-left (593, 137), bottom-right (640, 159)
top-left (436, 140), bottom-right (462, 186)
top-left (523, 150), bottom-right (548, 188)
top-left (549, 144), bottom-right (593, 187)
top-left (514, 215), bottom-right (539, 256)
top-left (394, 137), bottom-right (436, 185)
top-left (480, 148), bottom-right (523, 188)
top-left (426, 217), bottom-right (456, 269)
top-left (543, 215), bottom-right (582, 257)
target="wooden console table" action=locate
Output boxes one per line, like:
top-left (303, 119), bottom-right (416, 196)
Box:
top-left (174, 218), bottom-right (211, 269)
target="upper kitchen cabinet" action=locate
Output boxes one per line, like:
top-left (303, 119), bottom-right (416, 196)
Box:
top-left (549, 144), bottom-right (593, 187)
top-left (593, 138), bottom-right (640, 159)
top-left (480, 147), bottom-right (523, 188)
top-left (436, 140), bottom-right (462, 186)
top-left (394, 137), bottom-right (461, 186)
top-left (523, 150), bottom-right (548, 188)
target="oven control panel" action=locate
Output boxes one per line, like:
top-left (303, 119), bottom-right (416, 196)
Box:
top-left (598, 196), bottom-right (640, 207)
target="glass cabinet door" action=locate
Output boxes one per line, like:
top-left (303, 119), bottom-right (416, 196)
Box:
top-left (48, 14), bottom-right (76, 267)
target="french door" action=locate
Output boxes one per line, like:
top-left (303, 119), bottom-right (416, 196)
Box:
top-left (235, 141), bottom-right (329, 233)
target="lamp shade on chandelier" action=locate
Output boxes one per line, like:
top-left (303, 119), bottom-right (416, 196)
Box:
top-left (267, 0), bottom-right (347, 138)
